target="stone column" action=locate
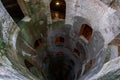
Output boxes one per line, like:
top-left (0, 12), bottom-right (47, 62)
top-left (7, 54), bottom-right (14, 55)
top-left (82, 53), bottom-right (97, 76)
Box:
top-left (43, 0), bottom-right (52, 24)
top-left (65, 0), bottom-right (77, 25)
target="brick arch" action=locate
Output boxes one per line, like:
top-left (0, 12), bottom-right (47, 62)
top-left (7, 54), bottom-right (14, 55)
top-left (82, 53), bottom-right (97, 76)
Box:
top-left (79, 24), bottom-right (93, 41)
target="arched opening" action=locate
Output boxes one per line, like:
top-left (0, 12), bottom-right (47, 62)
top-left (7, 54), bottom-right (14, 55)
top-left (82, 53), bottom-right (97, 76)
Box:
top-left (56, 51), bottom-right (64, 55)
top-left (83, 60), bottom-right (93, 74)
top-left (50, 0), bottom-right (66, 20)
top-left (33, 38), bottom-right (42, 49)
top-left (73, 48), bottom-right (80, 57)
top-left (1, 0), bottom-right (24, 23)
top-left (86, 60), bottom-right (93, 67)
top-left (79, 24), bottom-right (93, 41)
top-left (24, 59), bottom-right (34, 70)
top-left (55, 36), bottom-right (64, 45)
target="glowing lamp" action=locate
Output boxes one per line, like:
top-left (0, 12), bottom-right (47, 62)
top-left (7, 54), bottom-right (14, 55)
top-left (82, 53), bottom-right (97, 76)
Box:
top-left (56, 2), bottom-right (60, 5)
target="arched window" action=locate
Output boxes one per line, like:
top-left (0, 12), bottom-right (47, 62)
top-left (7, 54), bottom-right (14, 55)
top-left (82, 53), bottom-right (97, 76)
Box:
top-left (1, 0), bottom-right (24, 23)
top-left (86, 60), bottom-right (93, 68)
top-left (79, 24), bottom-right (93, 41)
top-left (33, 38), bottom-right (42, 49)
top-left (55, 36), bottom-right (64, 45)
top-left (50, 0), bottom-right (66, 20)
top-left (24, 59), bottom-right (34, 70)
top-left (73, 48), bottom-right (80, 57)
top-left (83, 60), bottom-right (93, 74)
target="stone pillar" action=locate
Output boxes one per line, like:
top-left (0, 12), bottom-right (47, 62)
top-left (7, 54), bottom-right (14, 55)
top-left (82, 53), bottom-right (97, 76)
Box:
top-left (65, 0), bottom-right (77, 25)
top-left (43, 0), bottom-right (52, 24)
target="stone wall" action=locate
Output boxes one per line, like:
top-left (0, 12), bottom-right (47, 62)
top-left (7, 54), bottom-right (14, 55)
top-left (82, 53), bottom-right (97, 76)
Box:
top-left (0, 0), bottom-right (43, 79)
top-left (0, 0), bottom-right (120, 80)
top-left (66, 0), bottom-right (120, 45)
